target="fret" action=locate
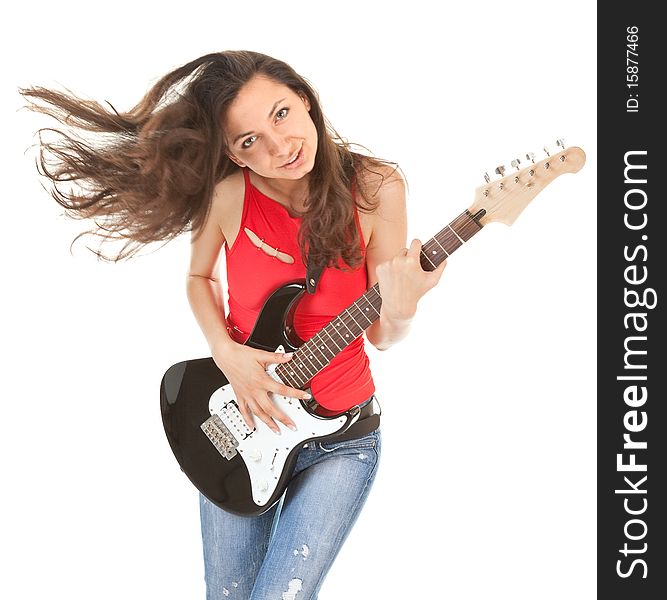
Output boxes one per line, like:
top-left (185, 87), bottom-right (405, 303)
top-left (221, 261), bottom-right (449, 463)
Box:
top-left (352, 297), bottom-right (377, 325)
top-left (447, 223), bottom-right (464, 244)
top-left (295, 350), bottom-right (321, 377)
top-left (366, 285), bottom-right (382, 316)
top-left (335, 316), bottom-right (356, 343)
top-left (290, 356), bottom-right (311, 381)
top-left (281, 362), bottom-right (304, 385)
top-left (432, 237), bottom-right (450, 256)
top-left (343, 307), bottom-right (365, 334)
top-left (311, 331), bottom-right (337, 361)
top-left (451, 210), bottom-right (483, 242)
top-left (297, 343), bottom-right (326, 372)
top-left (417, 211), bottom-right (483, 272)
top-left (325, 322), bottom-right (345, 350)
top-left (420, 233), bottom-right (455, 271)
top-left (306, 347), bottom-right (325, 369)
top-left (308, 337), bottom-right (332, 365)
top-left (421, 251), bottom-right (437, 270)
top-left (421, 239), bottom-right (447, 270)
top-left (321, 324), bottom-right (343, 352)
top-left (438, 227), bottom-right (462, 253)
top-left (275, 364), bottom-right (299, 388)
top-left (295, 357), bottom-right (315, 381)
top-left (273, 210), bottom-right (484, 391)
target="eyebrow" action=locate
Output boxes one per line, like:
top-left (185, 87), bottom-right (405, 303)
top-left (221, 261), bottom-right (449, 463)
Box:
top-left (232, 97), bottom-right (287, 145)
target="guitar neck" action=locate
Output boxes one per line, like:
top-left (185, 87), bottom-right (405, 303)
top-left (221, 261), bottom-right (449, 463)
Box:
top-left (275, 208), bottom-right (486, 390)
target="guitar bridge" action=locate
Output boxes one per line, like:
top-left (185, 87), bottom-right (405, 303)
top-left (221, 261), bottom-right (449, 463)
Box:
top-left (200, 414), bottom-right (238, 460)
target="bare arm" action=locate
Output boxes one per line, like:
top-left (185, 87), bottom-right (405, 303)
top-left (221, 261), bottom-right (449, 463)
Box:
top-left (186, 184), bottom-right (310, 434)
top-left (364, 169), bottom-right (446, 350)
top-left (186, 232), bottom-right (229, 352)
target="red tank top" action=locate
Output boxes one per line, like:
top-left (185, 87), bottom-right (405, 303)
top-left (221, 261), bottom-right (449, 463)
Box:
top-left (224, 169), bottom-right (375, 411)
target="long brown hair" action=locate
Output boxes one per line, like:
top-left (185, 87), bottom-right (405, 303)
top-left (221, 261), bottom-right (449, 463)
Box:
top-left (19, 50), bottom-right (396, 267)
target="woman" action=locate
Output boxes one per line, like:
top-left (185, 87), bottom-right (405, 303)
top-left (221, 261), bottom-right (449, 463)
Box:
top-left (21, 50), bottom-right (445, 599)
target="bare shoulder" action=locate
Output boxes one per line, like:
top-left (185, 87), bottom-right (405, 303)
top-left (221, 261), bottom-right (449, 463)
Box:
top-left (188, 169), bottom-right (245, 277)
top-left (208, 168), bottom-right (245, 245)
top-left (356, 157), bottom-right (406, 238)
top-left (211, 169), bottom-right (244, 219)
top-left (356, 157), bottom-right (406, 218)
top-left (354, 157), bottom-right (407, 254)
top-left (356, 157), bottom-right (405, 193)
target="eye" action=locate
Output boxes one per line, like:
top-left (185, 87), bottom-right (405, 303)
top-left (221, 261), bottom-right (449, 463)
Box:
top-left (276, 107), bottom-right (289, 120)
top-left (242, 135), bottom-right (257, 149)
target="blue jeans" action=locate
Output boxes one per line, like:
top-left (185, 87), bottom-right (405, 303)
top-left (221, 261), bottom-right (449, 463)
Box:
top-left (199, 428), bottom-right (381, 599)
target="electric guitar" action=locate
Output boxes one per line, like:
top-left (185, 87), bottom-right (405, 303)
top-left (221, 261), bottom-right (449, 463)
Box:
top-left (160, 141), bottom-right (586, 517)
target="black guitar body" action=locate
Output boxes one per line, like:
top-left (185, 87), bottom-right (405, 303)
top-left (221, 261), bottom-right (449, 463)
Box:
top-left (158, 144), bottom-right (585, 517)
top-left (161, 356), bottom-right (258, 515)
top-left (160, 281), bottom-right (356, 516)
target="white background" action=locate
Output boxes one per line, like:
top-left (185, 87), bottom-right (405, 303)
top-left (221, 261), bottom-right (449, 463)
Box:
top-left (2, 1), bottom-right (596, 598)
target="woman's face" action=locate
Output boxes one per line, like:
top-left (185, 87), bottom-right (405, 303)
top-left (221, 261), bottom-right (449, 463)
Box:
top-left (224, 75), bottom-right (318, 180)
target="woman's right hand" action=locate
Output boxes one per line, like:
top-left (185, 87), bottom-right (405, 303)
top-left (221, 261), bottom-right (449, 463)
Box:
top-left (211, 340), bottom-right (310, 435)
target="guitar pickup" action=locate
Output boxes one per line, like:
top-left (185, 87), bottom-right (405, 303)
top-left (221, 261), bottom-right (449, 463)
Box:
top-left (200, 414), bottom-right (238, 460)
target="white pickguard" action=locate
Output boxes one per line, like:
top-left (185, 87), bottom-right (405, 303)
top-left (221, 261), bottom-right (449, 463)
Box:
top-left (205, 349), bottom-right (348, 507)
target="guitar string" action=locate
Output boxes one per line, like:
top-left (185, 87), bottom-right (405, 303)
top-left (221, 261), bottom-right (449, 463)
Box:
top-left (278, 255), bottom-right (452, 387)
top-left (275, 210), bottom-right (483, 389)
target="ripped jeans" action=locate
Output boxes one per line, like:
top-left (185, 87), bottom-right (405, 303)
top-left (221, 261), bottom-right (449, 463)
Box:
top-left (199, 428), bottom-right (381, 600)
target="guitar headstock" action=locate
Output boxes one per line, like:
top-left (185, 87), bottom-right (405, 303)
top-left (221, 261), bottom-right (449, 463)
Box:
top-left (469, 140), bottom-right (586, 226)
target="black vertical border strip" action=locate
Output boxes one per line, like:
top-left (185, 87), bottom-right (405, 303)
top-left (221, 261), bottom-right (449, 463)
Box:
top-left (598, 5), bottom-right (665, 598)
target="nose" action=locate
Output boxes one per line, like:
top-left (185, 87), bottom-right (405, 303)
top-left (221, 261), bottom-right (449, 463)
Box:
top-left (266, 131), bottom-right (291, 158)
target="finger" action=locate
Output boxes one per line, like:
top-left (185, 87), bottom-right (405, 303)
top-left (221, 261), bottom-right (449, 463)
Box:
top-left (259, 350), bottom-right (294, 364)
top-left (262, 394), bottom-right (298, 432)
top-left (237, 400), bottom-right (256, 431)
top-left (431, 259), bottom-right (447, 280)
top-left (406, 238), bottom-right (422, 256)
top-left (248, 398), bottom-right (282, 434)
top-left (271, 380), bottom-right (312, 402)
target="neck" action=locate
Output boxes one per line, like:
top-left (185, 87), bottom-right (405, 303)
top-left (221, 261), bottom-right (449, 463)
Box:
top-left (252, 171), bottom-right (310, 208)
top-left (274, 208), bottom-right (486, 390)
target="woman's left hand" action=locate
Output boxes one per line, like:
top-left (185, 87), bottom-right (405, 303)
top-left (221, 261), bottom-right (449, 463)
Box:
top-left (375, 238), bottom-right (446, 321)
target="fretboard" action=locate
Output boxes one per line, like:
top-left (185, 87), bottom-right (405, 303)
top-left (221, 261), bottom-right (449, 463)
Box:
top-left (275, 209), bottom-right (485, 389)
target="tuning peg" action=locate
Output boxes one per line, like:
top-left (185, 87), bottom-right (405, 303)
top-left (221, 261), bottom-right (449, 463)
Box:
top-left (526, 152), bottom-right (536, 163)
top-left (484, 172), bottom-right (490, 183)
top-left (556, 138), bottom-right (566, 150)
top-left (511, 158), bottom-right (521, 171)
top-left (543, 146), bottom-right (551, 157)
top-left (495, 165), bottom-right (506, 177)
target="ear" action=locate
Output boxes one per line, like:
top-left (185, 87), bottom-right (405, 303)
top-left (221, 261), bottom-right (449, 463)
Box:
top-left (227, 153), bottom-right (246, 168)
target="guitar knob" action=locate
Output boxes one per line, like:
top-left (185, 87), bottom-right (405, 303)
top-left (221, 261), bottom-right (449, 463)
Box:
top-left (495, 165), bottom-right (506, 177)
top-left (258, 480), bottom-right (269, 492)
top-left (248, 448), bottom-right (262, 462)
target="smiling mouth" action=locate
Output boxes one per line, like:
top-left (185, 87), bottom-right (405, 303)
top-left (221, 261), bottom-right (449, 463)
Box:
top-left (281, 146), bottom-right (303, 168)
